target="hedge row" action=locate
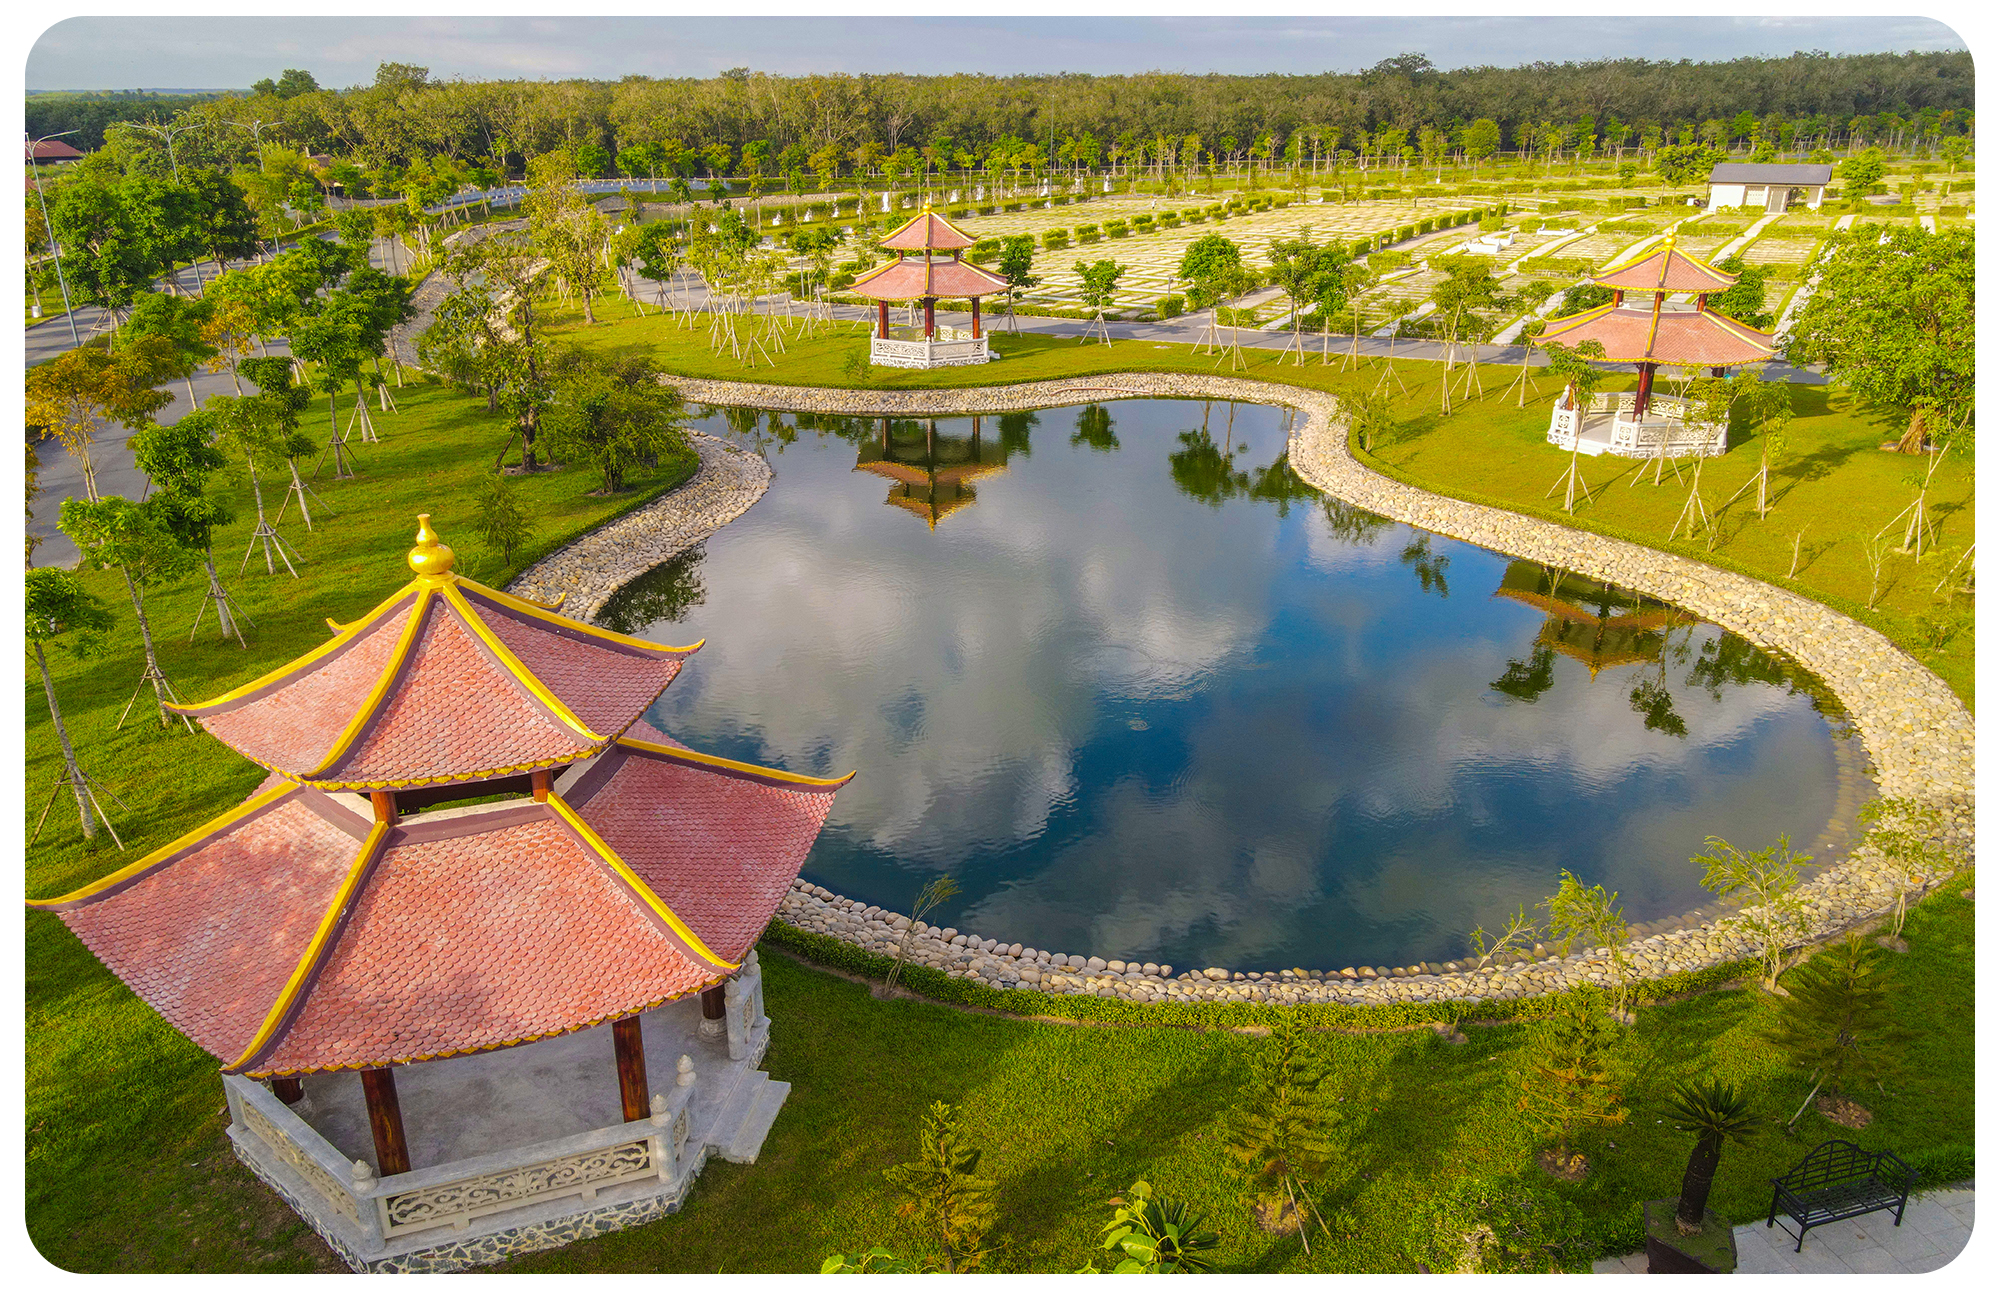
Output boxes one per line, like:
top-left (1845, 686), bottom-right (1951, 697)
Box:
top-left (758, 918), bottom-right (1764, 1032)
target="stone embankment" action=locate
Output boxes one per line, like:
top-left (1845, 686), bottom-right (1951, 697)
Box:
top-left (573, 370), bottom-right (1973, 1006)
top-left (507, 431), bottom-right (772, 623)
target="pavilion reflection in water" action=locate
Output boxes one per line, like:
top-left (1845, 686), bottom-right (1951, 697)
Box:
top-left (1492, 560), bottom-right (1694, 678)
top-left (853, 414), bottom-right (1019, 529)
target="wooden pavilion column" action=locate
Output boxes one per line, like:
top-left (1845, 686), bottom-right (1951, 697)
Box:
top-left (700, 983), bottom-right (727, 1037)
top-left (923, 296), bottom-right (936, 338)
top-left (271, 1078), bottom-right (305, 1105)
top-left (970, 296), bottom-right (982, 339)
top-left (530, 769), bottom-right (551, 802)
top-left (1633, 363), bottom-right (1657, 419)
top-left (369, 791), bottom-right (398, 825)
top-left (612, 1016), bottom-right (649, 1122)
top-left (877, 301), bottom-right (889, 338)
top-left (360, 1067), bottom-right (411, 1176)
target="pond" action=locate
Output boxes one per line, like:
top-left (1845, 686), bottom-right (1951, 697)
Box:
top-left (609, 399), bottom-right (1862, 972)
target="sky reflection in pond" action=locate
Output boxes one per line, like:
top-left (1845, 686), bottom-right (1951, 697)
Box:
top-left (619, 399), bottom-right (1857, 971)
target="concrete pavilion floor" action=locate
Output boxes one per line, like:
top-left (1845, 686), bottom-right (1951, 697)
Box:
top-left (290, 995), bottom-right (750, 1171)
top-left (1593, 1186), bottom-right (1974, 1274)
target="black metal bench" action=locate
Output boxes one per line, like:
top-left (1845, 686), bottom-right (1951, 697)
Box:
top-left (1767, 1139), bottom-right (1919, 1251)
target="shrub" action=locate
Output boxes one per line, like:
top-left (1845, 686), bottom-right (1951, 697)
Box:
top-left (1154, 293), bottom-right (1185, 318)
top-left (977, 204), bottom-right (997, 215)
top-left (1158, 213), bottom-right (1180, 228)
top-left (946, 207), bottom-right (969, 219)
top-left (1407, 1174), bottom-right (1595, 1273)
top-left (1130, 213), bottom-right (1153, 227)
top-left (1074, 222), bottom-right (1100, 241)
top-left (1103, 219), bottom-right (1128, 238)
top-left (1215, 306), bottom-right (1260, 328)
top-left (1417, 218), bottom-right (1435, 235)
top-left (1040, 229), bottom-right (1070, 250)
top-left (1002, 202), bottom-right (1022, 212)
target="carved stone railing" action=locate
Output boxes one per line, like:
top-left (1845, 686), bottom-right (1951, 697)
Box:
top-left (723, 949), bottom-right (771, 1062)
top-left (870, 335), bottom-right (991, 370)
top-left (223, 1042), bottom-right (707, 1262)
top-left (1546, 392), bottom-right (1725, 458)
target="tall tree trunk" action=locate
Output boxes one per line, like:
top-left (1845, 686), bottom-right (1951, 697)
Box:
top-left (1896, 407), bottom-right (1928, 454)
top-left (287, 457), bottom-right (314, 528)
top-left (35, 639), bottom-right (95, 839)
top-left (204, 544), bottom-right (242, 645)
top-left (1676, 1135), bottom-right (1722, 1231)
top-left (121, 566), bottom-right (171, 726)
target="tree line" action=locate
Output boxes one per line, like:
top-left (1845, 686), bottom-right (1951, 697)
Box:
top-left (43, 48), bottom-right (1972, 183)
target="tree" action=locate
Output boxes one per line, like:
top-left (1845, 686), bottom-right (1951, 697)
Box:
top-left (1072, 258), bottom-right (1125, 344)
top-left (446, 233), bottom-right (557, 469)
top-left (1709, 255), bottom-right (1772, 329)
top-left (1784, 225), bottom-right (1972, 453)
top-left (526, 149), bottom-right (613, 324)
top-left (1690, 834), bottom-right (1811, 989)
top-left (1720, 367), bottom-right (1794, 520)
top-left (880, 1102), bottom-right (997, 1273)
top-left (471, 472), bottom-right (535, 571)
top-left (26, 567), bottom-right (120, 845)
top-left (1223, 1017), bottom-right (1340, 1246)
top-left (1661, 1079), bottom-right (1759, 1235)
top-left (1853, 798), bottom-right (1956, 946)
top-left (1538, 339), bottom-right (1609, 513)
top-left (207, 392), bottom-right (303, 575)
top-left (45, 174), bottom-right (156, 315)
top-left (1653, 144), bottom-right (1725, 185)
top-left (1541, 871), bottom-right (1634, 1018)
top-left (996, 234), bottom-right (1039, 332)
top-left (1765, 932), bottom-right (1911, 1120)
top-left (1090, 1181), bottom-right (1221, 1273)
top-left (130, 413), bottom-right (243, 645)
top-left (542, 349), bottom-right (692, 493)
top-left (1407, 1174), bottom-right (1594, 1272)
top-left (58, 494), bottom-right (200, 730)
top-left (24, 344), bottom-right (174, 502)
top-left (290, 293), bottom-right (373, 470)
top-left (1515, 988), bottom-right (1628, 1175)
top-left (119, 290), bottom-right (217, 410)
top-left (181, 167), bottom-right (261, 281)
top-left (239, 355), bottom-right (324, 529)
top-left (1462, 118), bottom-right (1501, 167)
top-left (1838, 149), bottom-right (1885, 201)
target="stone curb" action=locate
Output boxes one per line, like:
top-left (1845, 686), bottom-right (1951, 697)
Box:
top-left (539, 369), bottom-right (1976, 1007)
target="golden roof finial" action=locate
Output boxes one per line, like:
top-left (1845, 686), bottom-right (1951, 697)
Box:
top-left (407, 513), bottom-right (456, 577)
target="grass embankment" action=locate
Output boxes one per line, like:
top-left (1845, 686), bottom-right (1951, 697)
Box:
top-left (546, 304), bottom-right (1975, 705)
top-left (26, 381), bottom-right (695, 1269)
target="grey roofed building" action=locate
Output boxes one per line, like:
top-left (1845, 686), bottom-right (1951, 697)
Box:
top-left (1706, 162), bottom-right (1834, 212)
top-left (1707, 163), bottom-right (1835, 186)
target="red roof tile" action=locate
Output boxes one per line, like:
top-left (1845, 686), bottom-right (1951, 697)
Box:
top-left (850, 256), bottom-right (1008, 301)
top-left (1592, 241), bottom-right (1738, 293)
top-left (1538, 304), bottom-right (1774, 367)
top-left (878, 209), bottom-right (976, 251)
top-left (59, 793), bottom-right (359, 1063)
top-left (572, 736), bottom-right (845, 963)
top-left (460, 588), bottom-right (687, 739)
top-left (255, 814), bottom-right (713, 1075)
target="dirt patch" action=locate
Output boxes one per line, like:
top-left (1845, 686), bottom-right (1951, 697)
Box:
top-left (1536, 1149), bottom-right (1591, 1182)
top-left (1817, 1095), bottom-right (1875, 1129)
top-left (1252, 1194), bottom-right (1303, 1234)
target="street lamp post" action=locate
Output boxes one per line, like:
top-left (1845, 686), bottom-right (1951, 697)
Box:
top-left (26, 131), bottom-right (83, 348)
top-left (233, 118), bottom-right (285, 263)
top-left (128, 118), bottom-right (208, 294)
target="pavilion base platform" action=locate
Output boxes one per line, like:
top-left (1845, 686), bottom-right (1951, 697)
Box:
top-left (1547, 392), bottom-right (1727, 459)
top-left (870, 330), bottom-right (990, 369)
top-left (223, 956), bottom-right (785, 1273)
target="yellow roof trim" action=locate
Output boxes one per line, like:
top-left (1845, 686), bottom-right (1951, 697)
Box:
top-left (172, 587), bottom-right (420, 713)
top-left (441, 583), bottom-right (601, 741)
top-left (545, 793), bottom-right (737, 971)
top-left (26, 781), bottom-right (302, 908)
top-left (458, 579), bottom-right (700, 657)
top-left (222, 817), bottom-right (392, 1074)
top-left (616, 734), bottom-right (857, 788)
top-left (303, 587), bottom-right (436, 778)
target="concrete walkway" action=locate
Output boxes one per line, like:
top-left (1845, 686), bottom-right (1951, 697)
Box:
top-left (1594, 1187), bottom-right (1973, 1274)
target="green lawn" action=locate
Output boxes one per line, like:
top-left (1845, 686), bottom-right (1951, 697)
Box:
top-left (24, 315), bottom-right (1973, 1274)
top-left (545, 304), bottom-right (1974, 705)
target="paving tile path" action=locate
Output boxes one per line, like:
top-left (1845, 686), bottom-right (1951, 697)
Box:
top-left (1593, 1187), bottom-right (1973, 1274)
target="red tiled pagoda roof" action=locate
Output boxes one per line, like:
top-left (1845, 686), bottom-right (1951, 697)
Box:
top-left (30, 740), bottom-right (849, 1077)
top-left (174, 529), bottom-right (698, 790)
top-left (849, 256), bottom-right (1008, 301)
top-left (878, 208), bottom-right (976, 251)
top-left (1591, 238), bottom-right (1738, 294)
top-left (29, 515), bottom-right (854, 1076)
top-left (1537, 303), bottom-right (1775, 367)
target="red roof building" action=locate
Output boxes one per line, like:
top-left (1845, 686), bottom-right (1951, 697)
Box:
top-left (30, 516), bottom-right (848, 1182)
top-left (26, 138), bottom-right (84, 162)
top-left (851, 206), bottom-right (1005, 366)
top-left (1537, 235), bottom-right (1775, 418)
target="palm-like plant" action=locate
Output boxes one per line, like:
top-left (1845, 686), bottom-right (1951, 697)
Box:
top-left (1662, 1079), bottom-right (1759, 1234)
top-left (1096, 1181), bottom-right (1221, 1273)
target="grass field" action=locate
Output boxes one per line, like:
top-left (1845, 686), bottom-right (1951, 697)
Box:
top-left (545, 304), bottom-right (1975, 704)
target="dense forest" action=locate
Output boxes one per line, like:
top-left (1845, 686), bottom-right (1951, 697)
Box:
top-left (27, 48), bottom-right (1973, 171)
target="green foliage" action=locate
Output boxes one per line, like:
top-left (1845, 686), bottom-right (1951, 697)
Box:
top-left (1154, 294), bottom-right (1185, 319)
top-left (1541, 872), bottom-right (1633, 1015)
top-left (1661, 1078), bottom-right (1759, 1229)
top-left (1091, 1180), bottom-right (1221, 1273)
top-left (820, 1247), bottom-right (924, 1274)
top-left (472, 473), bottom-right (537, 568)
top-left (1514, 988), bottom-right (1628, 1167)
top-left (1690, 835), bottom-right (1811, 987)
top-left (129, 413), bottom-right (234, 551)
top-left (1072, 258), bottom-right (1126, 313)
top-left (1709, 256), bottom-right (1772, 328)
top-left (59, 495), bottom-right (198, 593)
top-left (1406, 1173), bottom-right (1594, 1272)
top-left (1222, 1018), bottom-right (1341, 1239)
top-left (25, 567), bottom-right (114, 649)
top-left (541, 348), bottom-right (695, 493)
top-left (1765, 933), bottom-right (1912, 1099)
top-left (880, 1102), bottom-right (998, 1273)
top-left (1854, 798), bottom-right (1958, 940)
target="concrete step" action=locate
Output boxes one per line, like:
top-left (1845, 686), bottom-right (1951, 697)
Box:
top-left (718, 1077), bottom-right (791, 1165)
top-left (701, 1068), bottom-right (767, 1151)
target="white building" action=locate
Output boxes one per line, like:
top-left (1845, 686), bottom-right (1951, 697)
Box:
top-left (1706, 163), bottom-right (1834, 213)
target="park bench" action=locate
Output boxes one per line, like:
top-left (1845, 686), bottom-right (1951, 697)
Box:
top-left (1767, 1139), bottom-right (1919, 1251)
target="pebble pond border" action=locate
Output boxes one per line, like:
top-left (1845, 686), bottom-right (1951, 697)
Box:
top-left (517, 370), bottom-right (1973, 1009)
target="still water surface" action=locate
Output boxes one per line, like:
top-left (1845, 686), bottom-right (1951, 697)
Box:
top-left (613, 399), bottom-right (1854, 970)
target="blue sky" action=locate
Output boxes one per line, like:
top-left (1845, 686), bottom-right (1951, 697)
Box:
top-left (24, 13), bottom-right (1971, 91)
